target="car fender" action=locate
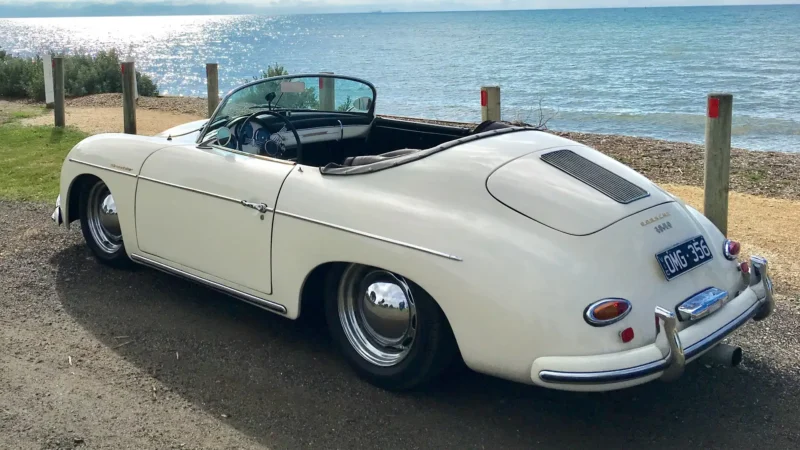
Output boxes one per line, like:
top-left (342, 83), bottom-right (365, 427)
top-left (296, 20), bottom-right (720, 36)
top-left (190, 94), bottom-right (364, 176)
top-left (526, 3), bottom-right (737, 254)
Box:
top-left (59, 133), bottom-right (173, 254)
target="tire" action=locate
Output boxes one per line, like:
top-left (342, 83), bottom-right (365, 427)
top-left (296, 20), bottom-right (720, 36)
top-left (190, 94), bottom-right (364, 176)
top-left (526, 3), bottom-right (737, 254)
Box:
top-left (324, 263), bottom-right (458, 391)
top-left (79, 179), bottom-right (132, 269)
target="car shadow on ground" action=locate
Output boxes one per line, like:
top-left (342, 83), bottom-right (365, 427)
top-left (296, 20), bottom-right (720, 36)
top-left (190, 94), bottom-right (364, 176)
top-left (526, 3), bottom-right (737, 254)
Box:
top-left (53, 244), bottom-right (791, 449)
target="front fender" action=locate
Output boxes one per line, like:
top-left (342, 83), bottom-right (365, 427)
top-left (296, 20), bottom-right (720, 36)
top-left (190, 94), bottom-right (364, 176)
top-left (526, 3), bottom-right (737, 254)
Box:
top-left (59, 134), bottom-right (173, 255)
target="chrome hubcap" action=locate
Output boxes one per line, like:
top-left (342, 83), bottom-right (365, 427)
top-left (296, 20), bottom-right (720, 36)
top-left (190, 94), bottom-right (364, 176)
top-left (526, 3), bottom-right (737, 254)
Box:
top-left (338, 267), bottom-right (417, 367)
top-left (86, 182), bottom-right (122, 254)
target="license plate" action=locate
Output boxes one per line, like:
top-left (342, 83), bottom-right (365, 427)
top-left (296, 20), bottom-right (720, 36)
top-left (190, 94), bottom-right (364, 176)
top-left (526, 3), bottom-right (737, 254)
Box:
top-left (656, 235), bottom-right (713, 281)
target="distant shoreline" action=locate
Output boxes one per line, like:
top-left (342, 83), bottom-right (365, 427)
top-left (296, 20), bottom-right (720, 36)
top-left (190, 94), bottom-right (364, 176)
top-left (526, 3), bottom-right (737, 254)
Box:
top-left (0, 3), bottom-right (797, 19)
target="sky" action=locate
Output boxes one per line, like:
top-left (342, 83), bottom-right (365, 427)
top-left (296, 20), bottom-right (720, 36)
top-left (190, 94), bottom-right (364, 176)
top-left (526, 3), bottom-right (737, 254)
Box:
top-left (0, 0), bottom-right (798, 17)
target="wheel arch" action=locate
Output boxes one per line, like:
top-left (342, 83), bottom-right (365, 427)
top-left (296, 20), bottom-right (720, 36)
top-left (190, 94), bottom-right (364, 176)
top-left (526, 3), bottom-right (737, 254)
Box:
top-left (297, 261), bottom-right (460, 351)
top-left (65, 173), bottom-right (102, 225)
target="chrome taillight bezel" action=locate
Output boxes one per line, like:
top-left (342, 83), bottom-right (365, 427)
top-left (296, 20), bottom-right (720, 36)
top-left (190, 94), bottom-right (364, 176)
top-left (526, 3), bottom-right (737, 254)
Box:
top-left (723, 239), bottom-right (740, 261)
top-left (584, 298), bottom-right (633, 327)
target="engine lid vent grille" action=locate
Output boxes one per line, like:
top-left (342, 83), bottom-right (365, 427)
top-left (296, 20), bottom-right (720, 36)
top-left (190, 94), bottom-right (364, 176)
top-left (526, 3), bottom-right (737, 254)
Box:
top-left (540, 149), bottom-right (649, 204)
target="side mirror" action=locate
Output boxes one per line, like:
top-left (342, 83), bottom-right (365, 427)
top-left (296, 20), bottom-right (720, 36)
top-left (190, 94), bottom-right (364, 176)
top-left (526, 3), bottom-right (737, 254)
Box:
top-left (215, 127), bottom-right (232, 146)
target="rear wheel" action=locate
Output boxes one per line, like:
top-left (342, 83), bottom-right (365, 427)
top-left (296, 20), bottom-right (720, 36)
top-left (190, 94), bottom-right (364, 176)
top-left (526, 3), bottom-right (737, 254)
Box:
top-left (79, 179), bottom-right (131, 268)
top-left (325, 263), bottom-right (457, 390)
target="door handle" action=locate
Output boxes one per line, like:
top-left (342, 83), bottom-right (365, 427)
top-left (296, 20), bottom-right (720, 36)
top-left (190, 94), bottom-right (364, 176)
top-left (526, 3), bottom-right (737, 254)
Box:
top-left (241, 200), bottom-right (269, 214)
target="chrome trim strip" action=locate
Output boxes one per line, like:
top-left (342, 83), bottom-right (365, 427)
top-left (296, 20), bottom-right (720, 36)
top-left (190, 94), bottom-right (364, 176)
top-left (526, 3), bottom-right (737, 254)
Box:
top-left (539, 359), bottom-right (670, 384)
top-left (69, 158), bottom-right (138, 177)
top-left (683, 298), bottom-right (761, 359)
top-left (275, 210), bottom-right (463, 262)
top-left (131, 254), bottom-right (287, 314)
top-left (539, 299), bottom-right (763, 385)
top-left (137, 176), bottom-right (274, 212)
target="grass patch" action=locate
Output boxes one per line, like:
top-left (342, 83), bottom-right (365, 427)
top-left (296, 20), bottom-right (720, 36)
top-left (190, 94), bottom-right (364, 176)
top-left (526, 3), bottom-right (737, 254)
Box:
top-left (10, 109), bottom-right (44, 120)
top-left (0, 101), bottom-right (46, 125)
top-left (0, 124), bottom-right (88, 201)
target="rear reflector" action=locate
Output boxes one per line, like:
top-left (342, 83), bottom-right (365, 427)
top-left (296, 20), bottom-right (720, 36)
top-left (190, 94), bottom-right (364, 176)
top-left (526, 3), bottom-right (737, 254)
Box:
top-left (740, 261), bottom-right (750, 274)
top-left (620, 327), bottom-right (635, 343)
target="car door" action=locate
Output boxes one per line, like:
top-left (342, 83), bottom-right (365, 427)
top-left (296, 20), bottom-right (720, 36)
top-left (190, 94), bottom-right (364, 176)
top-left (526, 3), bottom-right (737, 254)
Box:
top-left (134, 143), bottom-right (294, 296)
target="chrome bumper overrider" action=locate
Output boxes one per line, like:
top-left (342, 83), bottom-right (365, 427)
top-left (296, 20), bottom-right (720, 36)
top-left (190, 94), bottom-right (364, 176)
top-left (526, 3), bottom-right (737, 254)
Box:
top-left (51, 195), bottom-right (63, 225)
top-left (538, 255), bottom-right (775, 385)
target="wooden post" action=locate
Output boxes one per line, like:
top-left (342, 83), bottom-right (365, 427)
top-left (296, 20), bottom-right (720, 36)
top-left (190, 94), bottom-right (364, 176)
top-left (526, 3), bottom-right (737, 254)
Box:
top-left (43, 53), bottom-right (55, 109)
top-left (704, 93), bottom-right (733, 236)
top-left (53, 56), bottom-right (65, 127)
top-left (206, 63), bottom-right (219, 118)
top-left (121, 61), bottom-right (137, 135)
top-left (319, 71), bottom-right (335, 111)
top-left (481, 86), bottom-right (501, 122)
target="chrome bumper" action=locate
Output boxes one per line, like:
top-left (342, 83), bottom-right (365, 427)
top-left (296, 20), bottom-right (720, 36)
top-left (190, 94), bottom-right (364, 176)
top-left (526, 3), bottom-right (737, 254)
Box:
top-left (51, 195), bottom-right (63, 225)
top-left (538, 255), bottom-right (775, 385)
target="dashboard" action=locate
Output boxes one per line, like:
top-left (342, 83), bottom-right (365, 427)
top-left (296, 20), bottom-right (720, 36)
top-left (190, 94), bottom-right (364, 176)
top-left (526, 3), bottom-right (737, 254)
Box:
top-left (224, 112), bottom-right (372, 159)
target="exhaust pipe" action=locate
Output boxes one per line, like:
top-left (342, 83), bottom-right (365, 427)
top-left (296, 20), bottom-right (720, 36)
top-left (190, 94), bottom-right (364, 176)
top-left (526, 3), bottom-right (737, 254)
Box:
top-left (701, 343), bottom-right (743, 367)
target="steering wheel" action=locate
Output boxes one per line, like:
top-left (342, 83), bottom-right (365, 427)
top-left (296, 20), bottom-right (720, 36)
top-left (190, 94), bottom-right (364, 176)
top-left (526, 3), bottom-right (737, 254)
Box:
top-left (238, 110), bottom-right (303, 163)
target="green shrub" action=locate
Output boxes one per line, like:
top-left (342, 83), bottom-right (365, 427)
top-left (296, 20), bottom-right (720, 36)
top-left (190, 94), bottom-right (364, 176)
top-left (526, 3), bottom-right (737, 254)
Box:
top-left (0, 47), bottom-right (159, 101)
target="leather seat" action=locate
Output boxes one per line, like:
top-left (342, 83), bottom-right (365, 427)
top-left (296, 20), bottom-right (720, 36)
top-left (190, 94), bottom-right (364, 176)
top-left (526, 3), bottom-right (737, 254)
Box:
top-left (342, 148), bottom-right (421, 167)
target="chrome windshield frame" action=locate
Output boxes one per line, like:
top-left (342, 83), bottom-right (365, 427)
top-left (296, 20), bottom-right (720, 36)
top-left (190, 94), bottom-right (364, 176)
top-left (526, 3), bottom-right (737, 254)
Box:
top-left (197, 73), bottom-right (377, 144)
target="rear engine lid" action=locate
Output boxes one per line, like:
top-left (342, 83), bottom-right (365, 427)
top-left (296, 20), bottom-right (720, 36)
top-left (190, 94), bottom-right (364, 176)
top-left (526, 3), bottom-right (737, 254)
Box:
top-left (486, 145), bottom-right (674, 235)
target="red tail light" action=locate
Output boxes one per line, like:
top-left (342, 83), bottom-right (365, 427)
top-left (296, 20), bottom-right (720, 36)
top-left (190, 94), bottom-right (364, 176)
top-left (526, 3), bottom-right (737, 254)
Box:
top-left (584, 299), bottom-right (632, 326)
top-left (723, 239), bottom-right (741, 260)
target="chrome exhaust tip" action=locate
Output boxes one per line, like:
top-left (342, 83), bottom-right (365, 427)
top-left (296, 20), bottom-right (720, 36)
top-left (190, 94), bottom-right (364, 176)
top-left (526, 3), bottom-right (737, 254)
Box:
top-left (701, 343), bottom-right (743, 367)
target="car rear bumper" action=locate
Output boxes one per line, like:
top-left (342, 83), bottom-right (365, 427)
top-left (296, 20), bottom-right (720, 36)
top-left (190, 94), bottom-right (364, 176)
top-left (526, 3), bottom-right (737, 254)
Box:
top-left (531, 255), bottom-right (774, 391)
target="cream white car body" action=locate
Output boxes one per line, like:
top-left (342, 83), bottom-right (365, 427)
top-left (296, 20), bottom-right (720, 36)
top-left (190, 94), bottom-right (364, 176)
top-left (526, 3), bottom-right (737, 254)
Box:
top-left (53, 87), bottom-right (774, 392)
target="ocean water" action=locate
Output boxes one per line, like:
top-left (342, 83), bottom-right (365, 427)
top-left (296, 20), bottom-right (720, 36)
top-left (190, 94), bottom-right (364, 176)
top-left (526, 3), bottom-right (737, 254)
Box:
top-left (1, 6), bottom-right (799, 151)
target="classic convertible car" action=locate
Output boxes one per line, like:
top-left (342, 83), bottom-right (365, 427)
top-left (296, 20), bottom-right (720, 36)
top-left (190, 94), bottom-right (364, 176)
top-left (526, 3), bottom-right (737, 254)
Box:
top-left (52, 73), bottom-right (775, 391)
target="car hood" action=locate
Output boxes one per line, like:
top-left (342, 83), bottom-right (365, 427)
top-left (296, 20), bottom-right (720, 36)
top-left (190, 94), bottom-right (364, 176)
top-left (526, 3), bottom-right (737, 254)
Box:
top-left (154, 119), bottom-right (207, 142)
top-left (486, 144), bottom-right (673, 235)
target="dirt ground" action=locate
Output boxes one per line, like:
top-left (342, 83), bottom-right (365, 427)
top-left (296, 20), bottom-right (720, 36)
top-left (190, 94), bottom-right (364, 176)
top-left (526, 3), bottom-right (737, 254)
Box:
top-left (22, 107), bottom-right (203, 137)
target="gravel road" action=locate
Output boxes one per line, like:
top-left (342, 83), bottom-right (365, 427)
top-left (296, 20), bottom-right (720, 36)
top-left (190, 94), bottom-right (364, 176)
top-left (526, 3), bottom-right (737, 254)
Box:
top-left (2, 201), bottom-right (799, 450)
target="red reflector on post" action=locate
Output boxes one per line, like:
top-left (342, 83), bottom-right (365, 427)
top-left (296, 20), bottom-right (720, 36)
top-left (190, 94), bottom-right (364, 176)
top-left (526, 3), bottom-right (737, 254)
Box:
top-left (481, 90), bottom-right (488, 107)
top-left (319, 78), bottom-right (324, 89)
top-left (121, 63), bottom-right (125, 74)
top-left (708, 97), bottom-right (720, 118)
top-left (620, 327), bottom-right (635, 343)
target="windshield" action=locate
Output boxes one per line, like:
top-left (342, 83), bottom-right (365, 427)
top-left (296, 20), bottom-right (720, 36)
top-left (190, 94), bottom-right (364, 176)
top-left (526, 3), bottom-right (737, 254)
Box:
top-left (214, 74), bottom-right (375, 120)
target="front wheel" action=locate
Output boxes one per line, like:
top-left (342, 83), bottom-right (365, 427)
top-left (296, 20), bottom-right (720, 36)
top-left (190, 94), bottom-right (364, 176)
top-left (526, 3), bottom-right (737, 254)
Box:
top-left (325, 264), bottom-right (458, 390)
top-left (79, 179), bottom-right (131, 268)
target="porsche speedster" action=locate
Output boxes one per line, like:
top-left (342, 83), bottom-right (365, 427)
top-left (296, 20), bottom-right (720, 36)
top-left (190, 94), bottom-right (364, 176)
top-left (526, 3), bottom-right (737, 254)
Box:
top-left (51, 73), bottom-right (775, 391)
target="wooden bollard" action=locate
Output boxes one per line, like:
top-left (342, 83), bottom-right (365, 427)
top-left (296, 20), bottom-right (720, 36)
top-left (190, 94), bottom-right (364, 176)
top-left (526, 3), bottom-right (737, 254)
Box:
top-left (704, 93), bottom-right (733, 236)
top-left (206, 63), bottom-right (219, 118)
top-left (481, 86), bottom-right (501, 122)
top-left (319, 71), bottom-right (335, 111)
top-left (121, 61), bottom-right (137, 135)
top-left (53, 56), bottom-right (65, 127)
